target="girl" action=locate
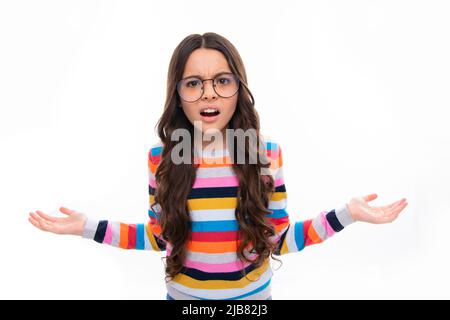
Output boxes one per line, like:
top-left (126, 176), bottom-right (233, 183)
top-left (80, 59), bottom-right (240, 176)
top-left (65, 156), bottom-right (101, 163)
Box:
top-left (28, 32), bottom-right (408, 300)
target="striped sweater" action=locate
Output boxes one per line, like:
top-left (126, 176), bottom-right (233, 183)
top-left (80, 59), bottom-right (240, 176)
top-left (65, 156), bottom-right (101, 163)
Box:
top-left (82, 139), bottom-right (354, 300)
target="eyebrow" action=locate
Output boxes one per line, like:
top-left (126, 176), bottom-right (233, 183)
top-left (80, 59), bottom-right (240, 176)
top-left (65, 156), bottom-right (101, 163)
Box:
top-left (182, 71), bottom-right (232, 80)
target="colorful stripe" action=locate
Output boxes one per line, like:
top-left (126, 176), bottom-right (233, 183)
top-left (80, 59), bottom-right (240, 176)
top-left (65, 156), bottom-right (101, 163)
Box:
top-left (82, 138), bottom-right (354, 300)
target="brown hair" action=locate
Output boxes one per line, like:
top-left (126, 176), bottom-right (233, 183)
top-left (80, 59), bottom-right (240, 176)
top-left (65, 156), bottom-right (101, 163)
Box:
top-left (151, 32), bottom-right (278, 281)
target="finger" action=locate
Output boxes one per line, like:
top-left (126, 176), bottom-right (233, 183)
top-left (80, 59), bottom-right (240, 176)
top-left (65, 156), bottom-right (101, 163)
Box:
top-left (391, 210), bottom-right (403, 221)
top-left (30, 212), bottom-right (54, 232)
top-left (381, 201), bottom-right (408, 223)
top-left (386, 210), bottom-right (401, 222)
top-left (29, 217), bottom-right (46, 231)
top-left (386, 199), bottom-right (408, 216)
top-left (380, 198), bottom-right (406, 211)
top-left (387, 198), bottom-right (407, 210)
top-left (29, 212), bottom-right (41, 222)
top-left (392, 200), bottom-right (408, 215)
top-left (29, 213), bottom-right (48, 231)
top-left (375, 210), bottom-right (399, 223)
top-left (378, 198), bottom-right (407, 215)
top-left (378, 201), bottom-right (400, 212)
top-left (40, 219), bottom-right (55, 232)
top-left (363, 193), bottom-right (378, 202)
top-left (29, 215), bottom-right (44, 230)
top-left (59, 206), bottom-right (74, 216)
top-left (36, 210), bottom-right (57, 223)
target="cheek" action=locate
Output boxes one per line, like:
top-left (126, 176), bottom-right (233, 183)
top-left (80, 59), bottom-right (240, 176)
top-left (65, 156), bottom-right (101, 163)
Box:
top-left (180, 103), bottom-right (199, 121)
top-left (222, 98), bottom-right (238, 119)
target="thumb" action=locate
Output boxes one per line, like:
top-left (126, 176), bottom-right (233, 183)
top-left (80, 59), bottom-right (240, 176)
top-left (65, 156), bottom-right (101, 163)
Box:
top-left (59, 206), bottom-right (75, 215)
top-left (363, 193), bottom-right (378, 202)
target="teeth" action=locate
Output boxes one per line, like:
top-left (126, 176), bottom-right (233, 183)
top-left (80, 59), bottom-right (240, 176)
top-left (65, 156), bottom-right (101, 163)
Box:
top-left (202, 108), bottom-right (218, 113)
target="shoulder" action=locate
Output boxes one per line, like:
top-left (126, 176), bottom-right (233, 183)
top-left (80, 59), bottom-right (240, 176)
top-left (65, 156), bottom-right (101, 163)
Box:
top-left (260, 134), bottom-right (283, 164)
top-left (148, 140), bottom-right (164, 159)
top-left (148, 140), bottom-right (164, 173)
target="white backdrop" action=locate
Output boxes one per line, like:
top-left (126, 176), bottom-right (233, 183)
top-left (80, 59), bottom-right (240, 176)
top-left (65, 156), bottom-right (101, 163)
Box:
top-left (1, 0), bottom-right (449, 299)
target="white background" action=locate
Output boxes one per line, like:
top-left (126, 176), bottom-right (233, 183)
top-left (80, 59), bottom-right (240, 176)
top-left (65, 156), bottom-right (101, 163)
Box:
top-left (1, 0), bottom-right (449, 299)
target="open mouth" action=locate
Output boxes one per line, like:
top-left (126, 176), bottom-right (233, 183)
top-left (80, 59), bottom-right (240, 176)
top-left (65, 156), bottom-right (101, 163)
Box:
top-left (199, 108), bottom-right (220, 117)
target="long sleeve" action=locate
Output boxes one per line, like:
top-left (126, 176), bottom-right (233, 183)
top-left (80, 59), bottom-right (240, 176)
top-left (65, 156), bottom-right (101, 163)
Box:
top-left (264, 141), bottom-right (355, 255)
top-left (81, 146), bottom-right (167, 251)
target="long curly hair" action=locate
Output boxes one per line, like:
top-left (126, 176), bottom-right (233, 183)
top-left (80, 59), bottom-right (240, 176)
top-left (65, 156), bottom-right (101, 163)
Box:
top-left (151, 32), bottom-right (278, 281)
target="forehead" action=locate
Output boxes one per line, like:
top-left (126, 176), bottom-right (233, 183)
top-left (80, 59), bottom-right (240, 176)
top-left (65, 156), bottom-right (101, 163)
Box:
top-left (182, 48), bottom-right (231, 78)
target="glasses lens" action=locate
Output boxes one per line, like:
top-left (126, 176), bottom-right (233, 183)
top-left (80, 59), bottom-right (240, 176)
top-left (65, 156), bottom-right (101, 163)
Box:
top-left (177, 77), bottom-right (203, 102)
top-left (177, 73), bottom-right (239, 102)
top-left (214, 73), bottom-right (239, 98)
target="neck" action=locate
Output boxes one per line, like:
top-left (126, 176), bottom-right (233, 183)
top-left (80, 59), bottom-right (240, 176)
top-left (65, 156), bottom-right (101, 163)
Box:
top-left (192, 127), bottom-right (228, 153)
top-left (202, 128), bottom-right (227, 151)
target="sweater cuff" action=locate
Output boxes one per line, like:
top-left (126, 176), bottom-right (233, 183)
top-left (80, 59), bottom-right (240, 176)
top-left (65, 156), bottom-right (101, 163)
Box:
top-left (81, 217), bottom-right (99, 239)
top-left (335, 203), bottom-right (355, 228)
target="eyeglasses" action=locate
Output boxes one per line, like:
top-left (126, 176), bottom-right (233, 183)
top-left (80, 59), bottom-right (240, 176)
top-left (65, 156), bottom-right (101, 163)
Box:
top-left (176, 72), bottom-right (240, 102)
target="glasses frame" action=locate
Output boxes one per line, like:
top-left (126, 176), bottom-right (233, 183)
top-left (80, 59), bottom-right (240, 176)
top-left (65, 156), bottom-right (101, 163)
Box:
top-left (176, 72), bottom-right (240, 102)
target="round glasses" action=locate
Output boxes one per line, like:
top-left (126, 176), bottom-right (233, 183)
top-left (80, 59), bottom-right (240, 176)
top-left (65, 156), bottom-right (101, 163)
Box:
top-left (176, 72), bottom-right (240, 102)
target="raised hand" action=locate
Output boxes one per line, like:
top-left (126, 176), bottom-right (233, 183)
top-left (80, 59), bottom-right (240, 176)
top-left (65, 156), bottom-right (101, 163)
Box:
top-left (347, 193), bottom-right (408, 224)
top-left (28, 207), bottom-right (87, 236)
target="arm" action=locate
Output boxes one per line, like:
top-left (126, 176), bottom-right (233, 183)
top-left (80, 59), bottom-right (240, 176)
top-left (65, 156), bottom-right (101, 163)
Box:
top-left (81, 213), bottom-right (166, 251)
top-left (265, 142), bottom-right (354, 255)
top-left (28, 146), bottom-right (166, 252)
top-left (81, 147), bottom-right (166, 251)
top-left (265, 141), bottom-right (408, 255)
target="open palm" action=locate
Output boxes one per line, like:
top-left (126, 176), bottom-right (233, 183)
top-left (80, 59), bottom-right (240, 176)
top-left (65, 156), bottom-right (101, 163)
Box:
top-left (28, 207), bottom-right (87, 236)
top-left (347, 193), bottom-right (408, 224)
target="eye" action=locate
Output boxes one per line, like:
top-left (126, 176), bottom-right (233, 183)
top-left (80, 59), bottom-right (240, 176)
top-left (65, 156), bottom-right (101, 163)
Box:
top-left (186, 79), bottom-right (201, 87)
top-left (216, 77), bottom-right (230, 85)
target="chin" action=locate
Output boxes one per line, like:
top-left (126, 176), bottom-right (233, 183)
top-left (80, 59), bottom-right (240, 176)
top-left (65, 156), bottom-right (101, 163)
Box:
top-left (203, 126), bottom-right (224, 134)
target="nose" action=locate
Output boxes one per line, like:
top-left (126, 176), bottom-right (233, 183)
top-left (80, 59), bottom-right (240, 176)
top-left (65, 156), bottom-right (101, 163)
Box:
top-left (201, 79), bottom-right (218, 100)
